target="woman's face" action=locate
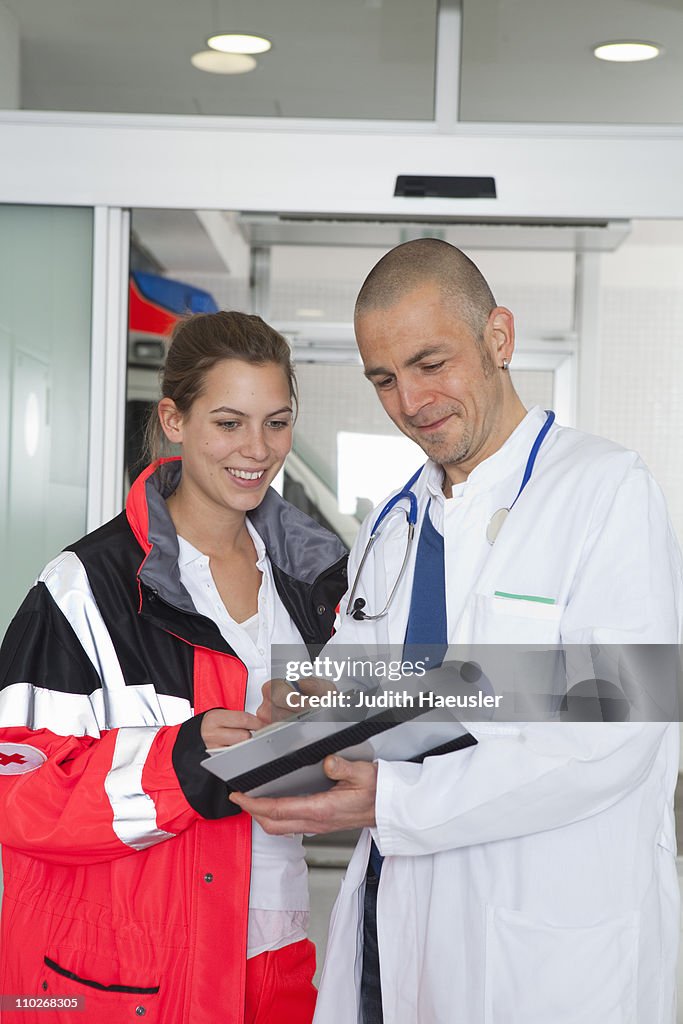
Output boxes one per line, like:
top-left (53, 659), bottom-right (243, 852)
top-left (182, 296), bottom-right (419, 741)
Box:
top-left (161, 359), bottom-right (294, 516)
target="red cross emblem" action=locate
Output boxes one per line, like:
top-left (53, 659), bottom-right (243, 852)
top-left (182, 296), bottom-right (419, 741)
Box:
top-left (0, 752), bottom-right (26, 766)
top-left (0, 743), bottom-right (47, 774)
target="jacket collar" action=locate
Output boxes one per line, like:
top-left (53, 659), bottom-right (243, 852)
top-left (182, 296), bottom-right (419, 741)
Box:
top-left (126, 457), bottom-right (347, 612)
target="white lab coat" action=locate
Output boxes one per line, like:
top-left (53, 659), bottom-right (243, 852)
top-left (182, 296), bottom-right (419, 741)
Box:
top-left (314, 407), bottom-right (683, 1024)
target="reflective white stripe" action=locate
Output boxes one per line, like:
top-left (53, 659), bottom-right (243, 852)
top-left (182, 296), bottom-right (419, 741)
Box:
top-left (0, 682), bottom-right (192, 734)
top-left (41, 552), bottom-right (127, 694)
top-left (0, 683), bottom-right (101, 736)
top-left (39, 552), bottom-right (194, 729)
top-left (89, 683), bottom-right (192, 729)
top-left (156, 692), bottom-right (193, 725)
top-left (105, 727), bottom-right (176, 850)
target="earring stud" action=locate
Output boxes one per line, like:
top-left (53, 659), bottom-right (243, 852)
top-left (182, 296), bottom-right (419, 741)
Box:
top-left (502, 358), bottom-right (510, 370)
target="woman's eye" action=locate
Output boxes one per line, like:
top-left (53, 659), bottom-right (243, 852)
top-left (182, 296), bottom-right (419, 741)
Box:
top-left (266, 420), bottom-right (291, 430)
top-left (217, 420), bottom-right (239, 430)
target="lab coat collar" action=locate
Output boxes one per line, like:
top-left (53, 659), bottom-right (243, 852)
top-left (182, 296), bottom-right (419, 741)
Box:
top-left (424, 405), bottom-right (549, 502)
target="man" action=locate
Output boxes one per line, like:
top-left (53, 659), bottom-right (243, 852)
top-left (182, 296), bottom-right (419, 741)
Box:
top-left (232, 239), bottom-right (683, 1024)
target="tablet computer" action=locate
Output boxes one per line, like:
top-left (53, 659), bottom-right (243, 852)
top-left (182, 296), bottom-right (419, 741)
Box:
top-left (201, 662), bottom-right (479, 797)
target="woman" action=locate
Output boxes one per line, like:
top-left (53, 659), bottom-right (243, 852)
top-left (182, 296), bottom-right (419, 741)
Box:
top-left (0, 311), bottom-right (348, 1024)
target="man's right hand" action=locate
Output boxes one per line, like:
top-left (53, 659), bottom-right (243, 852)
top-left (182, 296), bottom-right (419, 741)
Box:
top-left (200, 708), bottom-right (262, 750)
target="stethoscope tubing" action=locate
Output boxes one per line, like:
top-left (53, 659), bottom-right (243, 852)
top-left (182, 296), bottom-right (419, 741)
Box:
top-left (347, 410), bottom-right (555, 621)
top-left (370, 465), bottom-right (422, 534)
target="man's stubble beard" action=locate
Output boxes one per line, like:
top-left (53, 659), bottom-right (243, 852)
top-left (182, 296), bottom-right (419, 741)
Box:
top-left (408, 344), bottom-right (495, 467)
top-left (406, 407), bottom-right (474, 469)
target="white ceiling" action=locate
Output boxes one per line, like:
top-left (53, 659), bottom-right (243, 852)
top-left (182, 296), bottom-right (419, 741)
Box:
top-left (4, 0), bottom-right (683, 123)
top-left (132, 209), bottom-right (227, 273)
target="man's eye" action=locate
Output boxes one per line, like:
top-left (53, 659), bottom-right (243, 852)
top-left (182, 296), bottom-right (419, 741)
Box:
top-left (375, 377), bottom-right (394, 390)
top-left (422, 361), bottom-right (445, 373)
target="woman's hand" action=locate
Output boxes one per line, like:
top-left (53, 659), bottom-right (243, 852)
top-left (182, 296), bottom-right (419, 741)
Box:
top-left (200, 708), bottom-right (262, 750)
top-left (256, 677), bottom-right (338, 727)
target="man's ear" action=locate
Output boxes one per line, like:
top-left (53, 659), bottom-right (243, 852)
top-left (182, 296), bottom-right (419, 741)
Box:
top-left (158, 397), bottom-right (184, 444)
top-left (485, 306), bottom-right (515, 368)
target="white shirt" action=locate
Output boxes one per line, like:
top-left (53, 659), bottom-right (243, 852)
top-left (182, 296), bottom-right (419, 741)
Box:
top-left (177, 520), bottom-right (310, 959)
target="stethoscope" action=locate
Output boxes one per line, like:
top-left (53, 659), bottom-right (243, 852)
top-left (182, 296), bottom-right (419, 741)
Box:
top-left (346, 410), bottom-right (556, 621)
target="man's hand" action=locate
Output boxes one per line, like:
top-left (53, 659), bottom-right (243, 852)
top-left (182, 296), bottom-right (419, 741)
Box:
top-left (229, 755), bottom-right (378, 833)
top-left (256, 676), bottom-right (339, 727)
top-left (201, 708), bottom-right (262, 749)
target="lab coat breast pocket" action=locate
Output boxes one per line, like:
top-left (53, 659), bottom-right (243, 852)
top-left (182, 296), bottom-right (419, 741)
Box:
top-left (466, 592), bottom-right (564, 646)
top-left (484, 905), bottom-right (638, 1024)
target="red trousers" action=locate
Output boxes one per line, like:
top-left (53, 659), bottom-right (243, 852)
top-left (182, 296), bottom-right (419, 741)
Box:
top-left (245, 939), bottom-right (317, 1024)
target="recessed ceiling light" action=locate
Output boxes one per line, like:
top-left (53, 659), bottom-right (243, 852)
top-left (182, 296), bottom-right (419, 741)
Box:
top-left (593, 41), bottom-right (661, 62)
top-left (190, 51), bottom-right (257, 74)
top-left (207, 34), bottom-right (271, 54)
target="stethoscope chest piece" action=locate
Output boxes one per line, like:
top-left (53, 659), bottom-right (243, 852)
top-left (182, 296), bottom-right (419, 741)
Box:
top-left (485, 409), bottom-right (556, 546)
top-left (486, 507), bottom-right (509, 545)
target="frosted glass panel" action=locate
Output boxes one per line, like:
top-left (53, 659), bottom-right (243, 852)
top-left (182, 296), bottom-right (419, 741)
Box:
top-left (0, 205), bottom-right (93, 634)
top-left (459, 0), bottom-right (683, 125)
top-left (9, 0), bottom-right (437, 120)
top-left (511, 370), bottom-right (554, 413)
top-left (597, 224), bottom-right (683, 547)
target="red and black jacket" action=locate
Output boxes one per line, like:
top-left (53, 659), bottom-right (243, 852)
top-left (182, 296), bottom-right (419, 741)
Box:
top-left (0, 458), bottom-right (348, 1023)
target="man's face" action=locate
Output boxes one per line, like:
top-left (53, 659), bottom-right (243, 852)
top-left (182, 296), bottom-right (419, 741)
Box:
top-left (356, 281), bottom-right (512, 483)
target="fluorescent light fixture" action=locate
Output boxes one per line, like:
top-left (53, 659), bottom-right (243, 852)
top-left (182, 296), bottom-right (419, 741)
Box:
top-left (295, 308), bottom-right (325, 318)
top-left (208, 33), bottom-right (271, 54)
top-left (191, 50), bottom-right (257, 74)
top-left (593, 41), bottom-right (661, 62)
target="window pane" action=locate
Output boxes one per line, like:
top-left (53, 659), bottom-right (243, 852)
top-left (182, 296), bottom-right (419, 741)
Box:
top-left (8, 0), bottom-right (438, 120)
top-left (510, 370), bottom-right (554, 412)
top-left (460, 0), bottom-right (682, 125)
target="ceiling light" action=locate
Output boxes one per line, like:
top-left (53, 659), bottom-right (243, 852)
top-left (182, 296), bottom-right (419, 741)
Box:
top-left (207, 34), bottom-right (271, 54)
top-left (593, 41), bottom-right (661, 62)
top-left (191, 51), bottom-right (257, 74)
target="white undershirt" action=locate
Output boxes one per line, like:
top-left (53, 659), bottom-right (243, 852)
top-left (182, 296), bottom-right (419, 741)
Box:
top-left (177, 523), bottom-right (311, 958)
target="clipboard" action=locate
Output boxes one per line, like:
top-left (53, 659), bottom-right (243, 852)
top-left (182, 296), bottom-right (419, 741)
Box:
top-left (201, 662), bottom-right (480, 798)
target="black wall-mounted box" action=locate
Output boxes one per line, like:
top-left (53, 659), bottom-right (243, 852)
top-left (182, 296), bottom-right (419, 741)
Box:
top-left (394, 175), bottom-right (496, 199)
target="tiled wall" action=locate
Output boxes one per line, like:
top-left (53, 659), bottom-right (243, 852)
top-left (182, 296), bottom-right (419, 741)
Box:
top-left (598, 286), bottom-right (683, 544)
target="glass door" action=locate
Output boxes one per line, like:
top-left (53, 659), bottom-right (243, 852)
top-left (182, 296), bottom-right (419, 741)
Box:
top-left (0, 205), bottom-right (93, 633)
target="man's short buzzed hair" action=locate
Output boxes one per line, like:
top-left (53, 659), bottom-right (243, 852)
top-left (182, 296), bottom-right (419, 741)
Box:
top-left (355, 237), bottom-right (497, 339)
